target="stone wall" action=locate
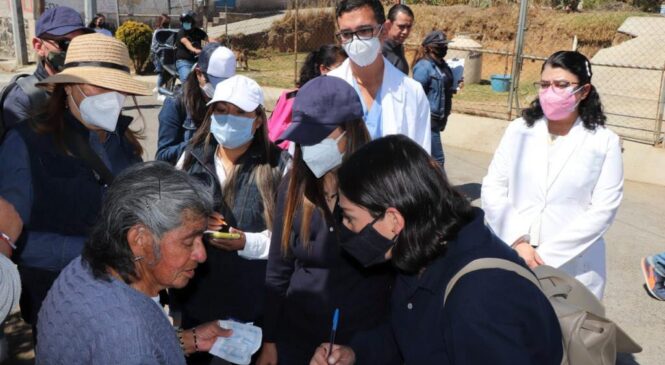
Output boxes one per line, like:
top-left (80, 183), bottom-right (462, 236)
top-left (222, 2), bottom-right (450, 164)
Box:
top-left (0, 16), bottom-right (36, 62)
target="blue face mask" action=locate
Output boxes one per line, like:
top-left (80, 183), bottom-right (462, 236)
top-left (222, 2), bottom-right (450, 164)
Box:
top-left (302, 131), bottom-right (346, 178)
top-left (183, 22), bottom-right (192, 30)
top-left (210, 114), bottom-right (255, 149)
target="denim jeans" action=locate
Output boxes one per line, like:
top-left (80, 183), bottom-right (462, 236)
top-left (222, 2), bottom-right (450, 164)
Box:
top-left (431, 129), bottom-right (445, 168)
top-left (153, 58), bottom-right (164, 87)
top-left (175, 59), bottom-right (194, 83)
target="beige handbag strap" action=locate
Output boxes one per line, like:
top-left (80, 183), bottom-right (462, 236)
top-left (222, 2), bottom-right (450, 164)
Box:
top-left (444, 258), bottom-right (541, 306)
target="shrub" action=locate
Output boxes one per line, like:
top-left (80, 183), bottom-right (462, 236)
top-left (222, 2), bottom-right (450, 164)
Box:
top-left (115, 20), bottom-right (153, 74)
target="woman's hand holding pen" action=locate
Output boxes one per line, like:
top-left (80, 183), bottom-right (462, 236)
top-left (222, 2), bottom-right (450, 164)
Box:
top-left (310, 344), bottom-right (355, 365)
top-left (208, 212), bottom-right (226, 231)
top-left (207, 212), bottom-right (246, 251)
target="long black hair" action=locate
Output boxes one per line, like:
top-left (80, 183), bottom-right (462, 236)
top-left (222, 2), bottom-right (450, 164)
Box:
top-left (182, 68), bottom-right (208, 128)
top-left (280, 119), bottom-right (370, 253)
top-left (522, 50), bottom-right (606, 131)
top-left (298, 44), bottom-right (347, 87)
top-left (338, 135), bottom-right (474, 274)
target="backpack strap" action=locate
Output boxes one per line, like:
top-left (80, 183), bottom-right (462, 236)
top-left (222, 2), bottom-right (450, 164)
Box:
top-left (0, 74), bottom-right (31, 140)
top-left (444, 258), bottom-right (541, 306)
top-left (15, 75), bottom-right (48, 112)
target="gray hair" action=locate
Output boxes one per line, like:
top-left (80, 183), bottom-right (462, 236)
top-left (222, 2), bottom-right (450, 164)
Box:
top-left (82, 161), bottom-right (213, 283)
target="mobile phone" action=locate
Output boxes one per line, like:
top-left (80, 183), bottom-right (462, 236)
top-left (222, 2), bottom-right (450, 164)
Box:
top-left (205, 230), bottom-right (241, 240)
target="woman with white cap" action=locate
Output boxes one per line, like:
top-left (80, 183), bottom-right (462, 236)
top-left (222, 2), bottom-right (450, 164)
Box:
top-left (258, 76), bottom-right (400, 365)
top-left (175, 75), bottom-right (288, 365)
top-left (156, 42), bottom-right (236, 165)
top-left (0, 33), bottom-right (151, 336)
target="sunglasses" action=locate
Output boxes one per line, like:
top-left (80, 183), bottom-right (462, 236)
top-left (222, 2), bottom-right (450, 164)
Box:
top-left (43, 38), bottom-right (71, 51)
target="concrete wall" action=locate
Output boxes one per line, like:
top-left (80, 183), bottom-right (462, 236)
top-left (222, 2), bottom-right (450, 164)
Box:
top-left (0, 0), bottom-right (38, 61)
top-left (235, 0), bottom-right (286, 12)
top-left (444, 113), bottom-right (665, 186)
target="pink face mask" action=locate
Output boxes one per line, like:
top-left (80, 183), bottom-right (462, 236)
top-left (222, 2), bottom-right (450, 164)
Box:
top-left (539, 86), bottom-right (582, 121)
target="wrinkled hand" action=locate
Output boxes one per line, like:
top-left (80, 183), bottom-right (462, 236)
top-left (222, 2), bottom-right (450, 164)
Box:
top-left (0, 197), bottom-right (22, 257)
top-left (208, 212), bottom-right (226, 231)
top-left (187, 321), bottom-right (232, 353)
top-left (310, 343), bottom-right (355, 365)
top-left (256, 342), bottom-right (278, 365)
top-left (209, 227), bottom-right (246, 252)
top-left (513, 241), bottom-right (544, 269)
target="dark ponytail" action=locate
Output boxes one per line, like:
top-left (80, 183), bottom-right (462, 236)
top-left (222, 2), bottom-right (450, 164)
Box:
top-left (522, 50), bottom-right (606, 131)
top-left (297, 44), bottom-right (347, 87)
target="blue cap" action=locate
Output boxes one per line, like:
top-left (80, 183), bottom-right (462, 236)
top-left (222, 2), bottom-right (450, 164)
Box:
top-left (36, 6), bottom-right (91, 38)
top-left (277, 76), bottom-right (363, 146)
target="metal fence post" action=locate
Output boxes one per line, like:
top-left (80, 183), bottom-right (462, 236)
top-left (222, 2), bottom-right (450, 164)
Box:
top-left (10, 0), bottom-right (28, 66)
top-left (655, 67), bottom-right (665, 147)
top-left (85, 0), bottom-right (97, 26)
top-left (294, 0), bottom-right (299, 87)
top-left (508, 0), bottom-right (528, 120)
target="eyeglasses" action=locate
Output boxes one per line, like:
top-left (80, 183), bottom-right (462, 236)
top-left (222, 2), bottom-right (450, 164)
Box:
top-left (534, 80), bottom-right (582, 95)
top-left (335, 25), bottom-right (383, 44)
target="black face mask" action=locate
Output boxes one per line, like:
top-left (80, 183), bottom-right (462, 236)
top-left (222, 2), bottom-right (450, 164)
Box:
top-left (431, 47), bottom-right (448, 60)
top-left (46, 51), bottom-right (67, 72)
top-left (340, 216), bottom-right (396, 268)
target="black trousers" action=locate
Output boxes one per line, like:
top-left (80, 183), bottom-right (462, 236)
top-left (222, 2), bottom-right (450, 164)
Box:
top-left (17, 265), bottom-right (61, 342)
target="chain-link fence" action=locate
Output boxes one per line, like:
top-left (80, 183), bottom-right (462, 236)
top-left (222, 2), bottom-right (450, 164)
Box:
top-left (87, 0), bottom-right (665, 145)
top-left (401, 0), bottom-right (665, 146)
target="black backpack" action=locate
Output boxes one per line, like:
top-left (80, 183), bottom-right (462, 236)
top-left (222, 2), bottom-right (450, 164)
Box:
top-left (0, 73), bottom-right (45, 142)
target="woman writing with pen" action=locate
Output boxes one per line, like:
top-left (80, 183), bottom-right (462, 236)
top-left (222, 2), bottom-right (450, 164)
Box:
top-left (257, 76), bottom-right (400, 365)
top-left (175, 75), bottom-right (289, 365)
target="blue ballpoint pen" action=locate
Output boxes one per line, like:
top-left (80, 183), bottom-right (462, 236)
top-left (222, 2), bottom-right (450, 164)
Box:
top-left (327, 308), bottom-right (340, 357)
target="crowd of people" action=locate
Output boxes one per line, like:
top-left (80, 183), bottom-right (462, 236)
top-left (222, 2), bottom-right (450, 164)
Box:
top-left (0, 0), bottom-right (645, 364)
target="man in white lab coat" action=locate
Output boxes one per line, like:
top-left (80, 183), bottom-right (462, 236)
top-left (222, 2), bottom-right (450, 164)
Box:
top-left (481, 51), bottom-right (623, 299)
top-left (330, 0), bottom-right (431, 153)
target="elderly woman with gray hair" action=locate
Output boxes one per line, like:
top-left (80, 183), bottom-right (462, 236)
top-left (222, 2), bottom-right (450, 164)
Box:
top-left (35, 161), bottom-right (231, 364)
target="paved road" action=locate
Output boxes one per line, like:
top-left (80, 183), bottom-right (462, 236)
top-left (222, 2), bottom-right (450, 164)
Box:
top-left (1, 74), bottom-right (664, 364)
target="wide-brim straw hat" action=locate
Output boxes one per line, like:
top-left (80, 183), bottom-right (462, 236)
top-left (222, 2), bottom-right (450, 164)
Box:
top-left (37, 33), bottom-right (151, 96)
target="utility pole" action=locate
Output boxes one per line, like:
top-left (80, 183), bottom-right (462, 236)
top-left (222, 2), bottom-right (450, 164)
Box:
top-left (115, 0), bottom-right (121, 29)
top-left (10, 0), bottom-right (28, 66)
top-left (85, 0), bottom-right (97, 26)
top-left (508, 0), bottom-right (528, 119)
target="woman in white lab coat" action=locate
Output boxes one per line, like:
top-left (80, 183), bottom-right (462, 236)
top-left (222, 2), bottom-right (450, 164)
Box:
top-left (481, 51), bottom-right (623, 299)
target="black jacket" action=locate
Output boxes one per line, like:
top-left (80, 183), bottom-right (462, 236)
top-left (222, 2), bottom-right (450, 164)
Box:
top-left (392, 208), bottom-right (563, 364)
top-left (175, 138), bottom-right (288, 330)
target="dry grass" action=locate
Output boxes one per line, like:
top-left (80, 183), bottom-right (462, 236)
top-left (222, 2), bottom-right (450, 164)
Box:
top-left (408, 4), bottom-right (644, 56)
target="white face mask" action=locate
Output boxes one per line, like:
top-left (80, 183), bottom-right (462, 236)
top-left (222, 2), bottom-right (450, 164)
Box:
top-left (343, 36), bottom-right (381, 67)
top-left (302, 131), bottom-right (346, 178)
top-left (73, 85), bottom-right (126, 132)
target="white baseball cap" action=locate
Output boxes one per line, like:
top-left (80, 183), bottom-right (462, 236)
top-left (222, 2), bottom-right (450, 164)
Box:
top-left (206, 46), bottom-right (236, 87)
top-left (207, 75), bottom-right (264, 112)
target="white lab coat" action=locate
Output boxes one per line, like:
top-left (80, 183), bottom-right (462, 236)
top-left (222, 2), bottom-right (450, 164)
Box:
top-left (328, 58), bottom-right (432, 153)
top-left (481, 117), bottom-right (624, 298)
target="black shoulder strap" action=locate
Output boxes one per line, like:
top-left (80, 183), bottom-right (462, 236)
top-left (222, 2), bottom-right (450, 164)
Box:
top-left (15, 75), bottom-right (48, 111)
top-left (62, 124), bottom-right (115, 186)
top-left (0, 74), bottom-right (30, 140)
